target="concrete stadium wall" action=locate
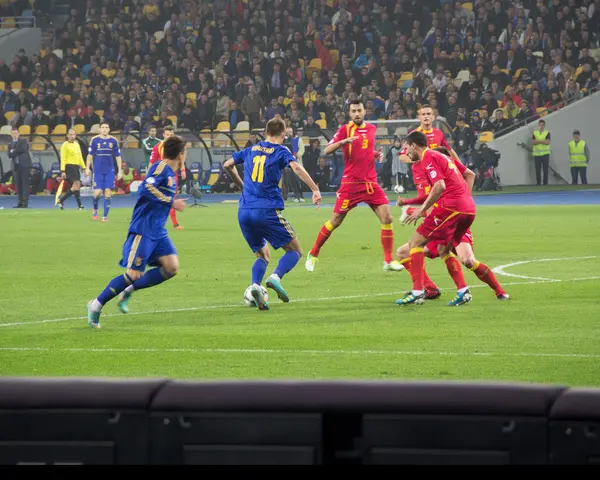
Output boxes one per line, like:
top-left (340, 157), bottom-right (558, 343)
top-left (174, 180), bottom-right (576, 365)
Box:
top-left (0, 27), bottom-right (41, 60)
top-left (490, 91), bottom-right (600, 186)
top-left (0, 378), bottom-right (598, 465)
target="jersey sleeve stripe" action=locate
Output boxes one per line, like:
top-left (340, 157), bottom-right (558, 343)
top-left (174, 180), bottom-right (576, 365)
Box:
top-left (126, 234), bottom-right (143, 268)
top-left (146, 184), bottom-right (172, 203)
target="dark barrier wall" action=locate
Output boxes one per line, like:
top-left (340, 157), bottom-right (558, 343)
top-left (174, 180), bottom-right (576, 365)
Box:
top-left (0, 378), bottom-right (598, 465)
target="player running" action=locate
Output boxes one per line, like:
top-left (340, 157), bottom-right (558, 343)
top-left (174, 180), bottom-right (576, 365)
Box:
top-left (150, 126), bottom-right (185, 230)
top-left (396, 130), bottom-right (477, 307)
top-left (396, 145), bottom-right (509, 301)
top-left (57, 128), bottom-right (86, 211)
top-left (223, 117), bottom-right (321, 310)
top-left (305, 99), bottom-right (404, 273)
top-left (85, 122), bottom-right (123, 222)
top-left (86, 135), bottom-right (188, 328)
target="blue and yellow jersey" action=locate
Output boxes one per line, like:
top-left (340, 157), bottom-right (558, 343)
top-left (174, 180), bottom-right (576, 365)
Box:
top-left (128, 160), bottom-right (176, 240)
top-left (233, 141), bottom-right (297, 210)
top-left (88, 135), bottom-right (121, 173)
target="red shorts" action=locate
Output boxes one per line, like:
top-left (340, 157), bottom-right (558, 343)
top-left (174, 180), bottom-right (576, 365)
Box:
top-left (333, 182), bottom-right (389, 214)
top-left (417, 207), bottom-right (475, 254)
top-left (425, 228), bottom-right (474, 259)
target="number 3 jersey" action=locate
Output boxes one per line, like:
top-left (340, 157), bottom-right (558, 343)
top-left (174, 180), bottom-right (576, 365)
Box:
top-left (232, 141), bottom-right (297, 210)
top-left (327, 122), bottom-right (377, 184)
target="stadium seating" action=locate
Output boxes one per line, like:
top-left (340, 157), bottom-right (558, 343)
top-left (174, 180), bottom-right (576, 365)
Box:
top-left (1, 0), bottom-right (598, 152)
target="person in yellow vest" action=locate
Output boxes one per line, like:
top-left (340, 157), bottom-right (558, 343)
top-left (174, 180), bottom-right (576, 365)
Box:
top-left (569, 130), bottom-right (590, 185)
top-left (531, 119), bottom-right (551, 185)
top-left (57, 128), bottom-right (86, 210)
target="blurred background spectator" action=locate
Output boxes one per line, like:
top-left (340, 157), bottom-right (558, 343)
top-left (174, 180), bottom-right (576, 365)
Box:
top-left (0, 0), bottom-right (598, 152)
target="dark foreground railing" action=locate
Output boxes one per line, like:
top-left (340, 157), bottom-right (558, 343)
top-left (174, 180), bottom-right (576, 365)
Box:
top-left (0, 378), bottom-right (597, 465)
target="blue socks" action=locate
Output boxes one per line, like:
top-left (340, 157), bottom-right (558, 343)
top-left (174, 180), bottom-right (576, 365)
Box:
top-left (252, 258), bottom-right (268, 285)
top-left (97, 273), bottom-right (133, 305)
top-left (93, 196), bottom-right (99, 211)
top-left (273, 251), bottom-right (302, 279)
top-left (104, 197), bottom-right (111, 218)
top-left (130, 266), bottom-right (175, 291)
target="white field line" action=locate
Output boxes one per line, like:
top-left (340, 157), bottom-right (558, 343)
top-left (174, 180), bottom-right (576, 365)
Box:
top-left (0, 346), bottom-right (599, 359)
top-left (491, 255), bottom-right (599, 281)
top-left (0, 256), bottom-right (598, 330)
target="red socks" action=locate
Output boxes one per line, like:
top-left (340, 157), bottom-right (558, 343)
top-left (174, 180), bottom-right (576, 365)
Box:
top-left (169, 208), bottom-right (179, 226)
top-left (401, 257), bottom-right (439, 291)
top-left (443, 253), bottom-right (467, 290)
top-left (406, 247), bottom-right (425, 291)
top-left (471, 261), bottom-right (505, 295)
top-left (381, 224), bottom-right (394, 263)
top-left (310, 220), bottom-right (334, 257)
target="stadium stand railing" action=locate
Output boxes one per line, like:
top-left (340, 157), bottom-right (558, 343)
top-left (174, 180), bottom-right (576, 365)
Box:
top-left (0, 377), bottom-right (598, 465)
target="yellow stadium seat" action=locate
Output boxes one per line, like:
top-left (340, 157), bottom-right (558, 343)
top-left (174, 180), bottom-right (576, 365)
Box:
top-left (74, 124), bottom-right (85, 134)
top-left (11, 81), bottom-right (22, 91)
top-left (34, 125), bottom-right (49, 135)
top-left (52, 125), bottom-right (67, 135)
top-left (215, 121), bottom-right (230, 131)
top-left (315, 119), bottom-right (327, 129)
top-left (18, 125), bottom-right (30, 135)
top-left (4, 111), bottom-right (15, 121)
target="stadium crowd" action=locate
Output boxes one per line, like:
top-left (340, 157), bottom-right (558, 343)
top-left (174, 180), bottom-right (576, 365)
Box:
top-left (0, 0), bottom-right (599, 192)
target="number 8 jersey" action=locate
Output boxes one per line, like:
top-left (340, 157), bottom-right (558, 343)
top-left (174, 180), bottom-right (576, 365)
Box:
top-left (232, 141), bottom-right (297, 209)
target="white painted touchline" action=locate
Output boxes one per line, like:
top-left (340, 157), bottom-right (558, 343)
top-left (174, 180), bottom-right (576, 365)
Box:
top-left (0, 346), bottom-right (599, 359)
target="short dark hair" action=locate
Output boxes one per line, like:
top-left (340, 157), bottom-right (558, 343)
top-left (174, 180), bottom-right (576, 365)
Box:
top-left (265, 117), bottom-right (286, 137)
top-left (163, 125), bottom-right (174, 133)
top-left (348, 99), bottom-right (364, 108)
top-left (418, 104), bottom-right (433, 112)
top-left (406, 130), bottom-right (428, 148)
top-left (11, 126), bottom-right (18, 131)
top-left (434, 146), bottom-right (451, 156)
top-left (100, 121), bottom-right (110, 128)
top-left (163, 135), bottom-right (186, 160)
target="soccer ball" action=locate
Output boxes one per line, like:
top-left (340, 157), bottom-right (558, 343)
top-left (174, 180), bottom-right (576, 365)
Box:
top-left (393, 184), bottom-right (405, 194)
top-left (243, 285), bottom-right (269, 307)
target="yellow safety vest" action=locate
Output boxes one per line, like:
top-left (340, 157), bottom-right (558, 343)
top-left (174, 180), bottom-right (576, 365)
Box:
top-left (533, 130), bottom-right (551, 156)
top-left (569, 140), bottom-right (587, 167)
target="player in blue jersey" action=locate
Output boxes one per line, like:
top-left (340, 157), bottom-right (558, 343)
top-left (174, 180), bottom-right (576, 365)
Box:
top-left (85, 122), bottom-right (123, 222)
top-left (86, 135), bottom-right (188, 329)
top-left (223, 117), bottom-right (321, 310)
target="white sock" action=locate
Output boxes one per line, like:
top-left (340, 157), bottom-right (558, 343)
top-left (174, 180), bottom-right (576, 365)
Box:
top-left (90, 299), bottom-right (102, 312)
top-left (412, 290), bottom-right (425, 296)
top-left (124, 285), bottom-right (135, 294)
top-left (269, 273), bottom-right (280, 281)
top-left (458, 287), bottom-right (469, 294)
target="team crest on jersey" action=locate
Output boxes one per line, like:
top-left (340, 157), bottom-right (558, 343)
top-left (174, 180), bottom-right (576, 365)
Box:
top-left (168, 176), bottom-right (174, 187)
top-left (108, 143), bottom-right (113, 148)
top-left (134, 257), bottom-right (142, 267)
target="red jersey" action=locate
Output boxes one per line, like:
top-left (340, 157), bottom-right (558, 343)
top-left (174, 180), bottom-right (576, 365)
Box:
top-left (328, 121), bottom-right (377, 183)
top-left (420, 148), bottom-right (475, 213)
top-left (414, 126), bottom-right (451, 150)
top-left (149, 141), bottom-right (165, 165)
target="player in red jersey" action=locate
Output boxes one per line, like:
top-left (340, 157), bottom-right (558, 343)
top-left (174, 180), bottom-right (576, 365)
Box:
top-left (395, 130), bottom-right (478, 306)
top-left (394, 105), bottom-right (461, 298)
top-left (305, 99), bottom-right (404, 272)
top-left (150, 126), bottom-right (185, 230)
top-left (397, 146), bottom-right (509, 301)
top-left (395, 106), bottom-right (509, 301)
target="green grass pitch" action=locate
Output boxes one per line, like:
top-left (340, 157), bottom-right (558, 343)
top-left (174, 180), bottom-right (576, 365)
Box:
top-left (1, 199), bottom-right (599, 386)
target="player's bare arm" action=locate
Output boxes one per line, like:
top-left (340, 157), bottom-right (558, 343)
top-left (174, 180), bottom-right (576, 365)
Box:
top-left (116, 156), bottom-right (123, 180)
top-left (289, 161), bottom-right (322, 208)
top-left (406, 180), bottom-right (446, 225)
top-left (85, 154), bottom-right (93, 175)
top-left (463, 168), bottom-right (476, 191)
top-left (223, 158), bottom-right (244, 190)
top-left (323, 135), bottom-right (359, 155)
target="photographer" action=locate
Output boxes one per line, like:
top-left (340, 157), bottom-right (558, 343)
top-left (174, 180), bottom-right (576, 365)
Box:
top-left (452, 116), bottom-right (476, 165)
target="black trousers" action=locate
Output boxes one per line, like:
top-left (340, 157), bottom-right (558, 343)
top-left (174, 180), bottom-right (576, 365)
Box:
top-left (571, 166), bottom-right (588, 185)
top-left (282, 168), bottom-right (303, 200)
top-left (13, 165), bottom-right (30, 206)
top-left (534, 154), bottom-right (549, 185)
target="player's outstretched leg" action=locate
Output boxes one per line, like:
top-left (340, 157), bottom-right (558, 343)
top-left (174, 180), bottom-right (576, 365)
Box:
top-left (118, 255), bottom-right (179, 314)
top-left (267, 239), bottom-right (303, 303)
top-left (455, 243), bottom-right (509, 300)
top-left (247, 245), bottom-right (270, 310)
top-left (441, 250), bottom-right (472, 306)
top-left (306, 213), bottom-right (345, 272)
